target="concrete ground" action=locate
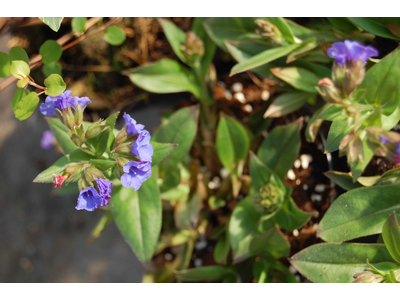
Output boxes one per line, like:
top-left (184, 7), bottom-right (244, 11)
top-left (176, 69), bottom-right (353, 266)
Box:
top-left (0, 32), bottom-right (182, 282)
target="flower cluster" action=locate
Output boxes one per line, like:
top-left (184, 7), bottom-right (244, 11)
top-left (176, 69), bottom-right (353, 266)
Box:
top-left (76, 178), bottom-right (113, 212)
top-left (39, 90), bottom-right (91, 116)
top-left (327, 40), bottom-right (379, 65)
top-left (120, 113), bottom-right (153, 191)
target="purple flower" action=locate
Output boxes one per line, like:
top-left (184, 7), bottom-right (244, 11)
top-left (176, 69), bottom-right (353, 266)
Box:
top-left (328, 40), bottom-right (378, 65)
top-left (95, 178), bottom-right (113, 206)
top-left (75, 186), bottom-right (104, 211)
top-left (380, 135), bottom-right (390, 145)
top-left (121, 160), bottom-right (152, 191)
top-left (40, 90), bottom-right (91, 116)
top-left (123, 112), bottom-right (144, 135)
top-left (131, 130), bottom-right (154, 161)
top-left (40, 130), bottom-right (55, 150)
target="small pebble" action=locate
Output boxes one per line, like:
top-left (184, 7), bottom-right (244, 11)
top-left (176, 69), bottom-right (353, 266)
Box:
top-left (293, 229), bottom-right (299, 237)
top-left (232, 82), bottom-right (243, 93)
top-left (224, 90), bottom-right (233, 100)
top-left (295, 275), bottom-right (301, 282)
top-left (208, 181), bottom-right (216, 189)
top-left (294, 159), bottom-right (301, 169)
top-left (303, 184), bottom-right (308, 191)
top-left (314, 184), bottom-right (325, 193)
top-left (312, 223), bottom-right (319, 230)
top-left (164, 253), bottom-right (173, 261)
top-left (244, 104), bottom-right (253, 112)
top-left (220, 168), bottom-right (229, 179)
top-left (218, 81), bottom-right (226, 88)
top-left (300, 154), bottom-right (312, 169)
top-left (311, 194), bottom-right (322, 202)
top-left (289, 265), bottom-right (297, 275)
top-left (194, 258), bottom-right (203, 268)
top-left (261, 90), bottom-right (270, 101)
top-left (234, 92), bottom-right (246, 103)
top-left (296, 179), bottom-right (301, 185)
top-left (376, 158), bottom-right (382, 165)
top-left (195, 236), bottom-right (208, 251)
top-left (313, 211), bottom-right (320, 218)
top-left (287, 169), bottom-right (296, 180)
top-left (304, 115), bottom-right (310, 123)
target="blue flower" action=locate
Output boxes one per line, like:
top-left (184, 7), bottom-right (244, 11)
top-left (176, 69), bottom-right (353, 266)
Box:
top-left (40, 130), bottom-right (55, 150)
top-left (95, 178), bottom-right (113, 206)
top-left (123, 112), bottom-right (144, 135)
top-left (40, 90), bottom-right (91, 116)
top-left (328, 40), bottom-right (378, 65)
top-left (121, 160), bottom-right (152, 191)
top-left (131, 129), bottom-right (153, 162)
top-left (75, 186), bottom-right (104, 211)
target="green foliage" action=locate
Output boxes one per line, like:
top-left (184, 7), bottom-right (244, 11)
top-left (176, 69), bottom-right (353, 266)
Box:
top-left (103, 26), bottom-right (126, 46)
top-left (151, 142), bottom-right (177, 166)
top-left (9, 47), bottom-right (29, 64)
top-left (13, 92), bottom-right (39, 121)
top-left (158, 18), bottom-right (187, 64)
top-left (382, 212), bottom-right (400, 263)
top-left (111, 169), bottom-right (161, 263)
top-left (176, 266), bottom-right (236, 282)
top-left (44, 74), bottom-right (66, 96)
top-left (38, 17), bottom-right (64, 32)
top-left (10, 60), bottom-right (30, 79)
top-left (0, 52), bottom-right (11, 77)
top-left (71, 17), bottom-right (87, 33)
top-left (270, 66), bottom-right (319, 93)
top-left (348, 17), bottom-right (400, 39)
top-left (290, 243), bottom-right (395, 283)
top-left (43, 61), bottom-right (62, 77)
top-left (274, 196), bottom-right (313, 231)
top-left (263, 91), bottom-right (313, 118)
top-left (47, 117), bottom-right (79, 154)
top-left (39, 40), bottom-right (62, 64)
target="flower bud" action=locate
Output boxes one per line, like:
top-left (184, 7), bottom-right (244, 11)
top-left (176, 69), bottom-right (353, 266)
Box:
top-left (62, 106), bottom-right (75, 130)
top-left (254, 19), bottom-right (282, 44)
top-left (70, 124), bottom-right (86, 147)
top-left (78, 176), bottom-right (90, 191)
top-left (353, 260), bottom-right (400, 283)
top-left (113, 142), bottom-right (134, 156)
top-left (74, 102), bottom-right (84, 126)
top-left (64, 162), bottom-right (85, 185)
top-left (180, 31), bottom-right (205, 64)
top-left (85, 119), bottom-right (107, 139)
top-left (255, 181), bottom-right (285, 214)
top-left (52, 174), bottom-right (68, 188)
top-left (315, 78), bottom-right (343, 103)
top-left (84, 166), bottom-right (105, 183)
top-left (114, 126), bottom-right (136, 149)
top-left (115, 157), bottom-right (131, 177)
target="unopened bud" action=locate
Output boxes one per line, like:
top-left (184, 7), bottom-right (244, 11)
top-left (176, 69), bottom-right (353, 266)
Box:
top-left (332, 61), bottom-right (366, 97)
top-left (255, 19), bottom-right (281, 42)
top-left (64, 162), bottom-right (85, 185)
top-left (85, 119), bottom-right (107, 139)
top-left (113, 142), bottom-right (134, 155)
top-left (70, 124), bottom-right (86, 147)
top-left (62, 106), bottom-right (75, 129)
top-left (78, 176), bottom-right (90, 191)
top-left (115, 157), bottom-right (130, 177)
top-left (114, 126), bottom-right (133, 148)
top-left (52, 174), bottom-right (67, 188)
top-left (74, 103), bottom-right (84, 126)
top-left (84, 166), bottom-right (105, 183)
top-left (315, 78), bottom-right (342, 103)
top-left (348, 136), bottom-right (364, 163)
top-left (181, 31), bottom-right (205, 59)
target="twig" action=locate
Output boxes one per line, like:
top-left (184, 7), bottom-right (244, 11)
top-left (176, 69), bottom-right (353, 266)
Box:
top-left (0, 17), bottom-right (116, 92)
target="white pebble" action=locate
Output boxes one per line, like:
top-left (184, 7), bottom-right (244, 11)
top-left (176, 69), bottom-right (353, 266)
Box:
top-left (313, 211), bottom-right (320, 218)
top-left (304, 115), bottom-right (310, 123)
top-left (303, 184), bottom-right (308, 191)
top-left (164, 253), bottom-right (173, 261)
top-left (294, 159), bottom-right (301, 168)
top-left (212, 176), bottom-right (221, 189)
top-left (289, 265), bottom-right (297, 275)
top-left (220, 168), bottom-right (229, 179)
top-left (195, 237), bottom-right (207, 251)
top-left (311, 194), bottom-right (322, 202)
top-left (261, 90), bottom-right (270, 101)
top-left (293, 229), bottom-right (299, 237)
top-left (300, 154), bottom-right (312, 169)
top-left (295, 275), bottom-right (301, 282)
top-left (312, 223), bottom-right (319, 230)
top-left (224, 90), bottom-right (233, 100)
top-left (208, 181), bottom-right (216, 189)
top-left (287, 169), bottom-right (296, 180)
top-left (244, 104), bottom-right (253, 112)
top-left (296, 179), bottom-right (301, 185)
top-left (376, 158), bottom-right (382, 165)
top-left (194, 258), bottom-right (202, 268)
top-left (234, 92), bottom-right (246, 103)
top-left (315, 184), bottom-right (325, 193)
top-left (232, 82), bottom-right (243, 93)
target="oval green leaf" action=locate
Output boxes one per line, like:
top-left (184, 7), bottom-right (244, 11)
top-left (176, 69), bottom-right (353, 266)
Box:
top-left (38, 17), bottom-right (64, 32)
top-left (9, 47), bottom-right (29, 64)
top-left (71, 17), bottom-right (87, 33)
top-left (158, 18), bottom-right (187, 63)
top-left (39, 40), bottom-right (62, 64)
top-left (14, 92), bottom-right (39, 120)
top-left (263, 91), bottom-right (312, 118)
top-left (0, 51), bottom-right (11, 77)
top-left (151, 141), bottom-right (177, 166)
top-left (382, 212), bottom-right (400, 263)
top-left (44, 74), bottom-right (66, 96)
top-left (270, 66), bottom-right (319, 93)
top-left (10, 60), bottom-right (30, 79)
top-left (103, 26), bottom-right (126, 46)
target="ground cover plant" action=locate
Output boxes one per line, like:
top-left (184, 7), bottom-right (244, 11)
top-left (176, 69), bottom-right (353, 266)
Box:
top-left (1, 17), bottom-right (400, 283)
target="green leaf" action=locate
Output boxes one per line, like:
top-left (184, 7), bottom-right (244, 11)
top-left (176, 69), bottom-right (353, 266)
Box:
top-left (46, 117), bottom-right (79, 154)
top-left (230, 43), bottom-right (300, 76)
top-left (176, 266), bottom-right (236, 282)
top-left (229, 197), bottom-right (261, 258)
top-left (357, 47), bottom-right (400, 115)
top-left (10, 60), bottom-right (30, 79)
top-left (327, 17), bottom-right (359, 32)
top-left (16, 77), bottom-right (29, 88)
top-left (39, 40), bottom-right (62, 64)
top-left (86, 128), bottom-right (110, 158)
top-left (12, 88), bottom-right (29, 111)
top-left (151, 142), bottom-right (177, 166)
top-left (265, 17), bottom-right (296, 44)
top-left (290, 243), bottom-right (395, 283)
top-left (382, 212), bottom-right (400, 263)
top-left (348, 17), bottom-right (400, 39)
top-left (158, 18), bottom-right (187, 63)
top-left (249, 152), bottom-right (273, 192)
top-left (71, 17), bottom-right (87, 33)
top-left (257, 121), bottom-right (301, 181)
top-left (39, 17), bottom-right (64, 32)
top-left (88, 211), bottom-right (114, 244)
top-left (123, 59), bottom-right (203, 99)
top-left (318, 184), bottom-right (400, 242)
top-left (111, 168), bottom-right (161, 263)
top-left (13, 92), bottom-right (39, 121)
top-left (44, 74), bottom-right (66, 96)
top-left (349, 136), bottom-right (374, 181)
top-left (43, 61), bottom-right (62, 77)
top-left (104, 112), bottom-right (119, 151)
top-left (0, 52), bottom-right (11, 77)
top-left (203, 17), bottom-right (264, 52)
top-left (286, 38), bottom-right (317, 63)
top-left (89, 159), bottom-right (116, 171)
top-left (153, 106), bottom-right (198, 166)
top-left (263, 91), bottom-right (313, 118)
top-left (216, 113), bottom-right (250, 172)
top-left (214, 233), bottom-right (230, 264)
top-left (103, 26), bottom-right (126, 46)
top-left (270, 67), bottom-right (319, 93)
top-left (274, 196), bottom-right (313, 231)
top-left (249, 226), bottom-right (290, 259)
top-left (324, 171), bottom-right (363, 191)
top-left (160, 183), bottom-right (190, 201)
top-left (33, 149), bottom-right (92, 183)
top-left (9, 47), bottom-right (29, 64)
top-left (326, 120), bottom-right (353, 153)
top-left (375, 168), bottom-right (400, 186)
top-left (286, 19), bottom-right (338, 42)
top-left (174, 192), bottom-right (201, 230)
